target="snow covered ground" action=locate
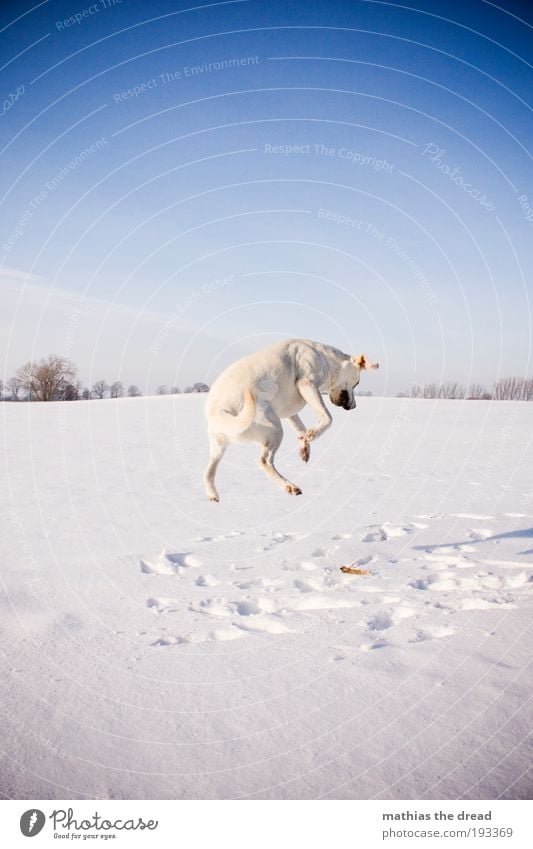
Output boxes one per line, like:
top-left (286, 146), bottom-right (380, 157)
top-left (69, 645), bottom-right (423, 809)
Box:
top-left (1, 395), bottom-right (531, 800)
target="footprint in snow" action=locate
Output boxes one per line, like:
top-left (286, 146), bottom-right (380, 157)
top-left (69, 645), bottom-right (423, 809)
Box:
top-left (361, 528), bottom-right (387, 543)
top-left (140, 550), bottom-right (202, 575)
top-left (256, 531), bottom-right (297, 552)
top-left (409, 564), bottom-right (531, 610)
top-left (282, 560), bottom-right (317, 572)
top-left (467, 527), bottom-right (494, 540)
top-left (293, 573), bottom-right (339, 593)
top-left (152, 628), bottom-right (245, 646)
top-left (450, 513), bottom-right (495, 520)
top-left (505, 572), bottom-right (530, 589)
top-left (189, 594), bottom-right (297, 635)
top-left (410, 625), bottom-right (457, 642)
top-left (410, 572), bottom-right (459, 591)
top-left (234, 598), bottom-right (278, 616)
top-left (235, 617), bottom-right (294, 635)
top-left (361, 523), bottom-right (415, 543)
top-left (195, 574), bottom-right (219, 587)
top-left (366, 606), bottom-right (415, 631)
top-left (383, 523), bottom-right (417, 537)
top-left (422, 543), bottom-right (477, 554)
top-left (356, 553), bottom-right (379, 567)
top-left (152, 635), bottom-right (188, 646)
top-left (196, 531), bottom-right (244, 543)
top-left (460, 598), bottom-right (517, 610)
top-left (361, 638), bottom-right (390, 651)
top-left (187, 588), bottom-right (361, 645)
top-left (234, 577), bottom-right (284, 590)
top-left (423, 553), bottom-right (473, 569)
top-left (146, 596), bottom-right (180, 613)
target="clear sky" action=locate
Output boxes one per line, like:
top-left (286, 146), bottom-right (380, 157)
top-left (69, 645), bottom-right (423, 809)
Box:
top-left (1, 0), bottom-right (531, 394)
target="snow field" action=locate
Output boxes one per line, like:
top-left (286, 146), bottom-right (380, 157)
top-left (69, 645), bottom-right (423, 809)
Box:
top-left (1, 395), bottom-right (531, 799)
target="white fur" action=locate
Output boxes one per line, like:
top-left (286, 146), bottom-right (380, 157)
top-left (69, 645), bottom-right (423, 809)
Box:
top-left (203, 339), bottom-right (379, 501)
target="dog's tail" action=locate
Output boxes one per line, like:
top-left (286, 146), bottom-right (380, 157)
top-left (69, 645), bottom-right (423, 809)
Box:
top-left (209, 389), bottom-right (256, 435)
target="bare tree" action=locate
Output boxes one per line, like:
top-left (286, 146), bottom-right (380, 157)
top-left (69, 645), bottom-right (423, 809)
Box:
top-left (494, 377), bottom-right (518, 400)
top-left (156, 385), bottom-right (169, 395)
top-left (109, 381), bottom-right (124, 398)
top-left (468, 383), bottom-right (482, 399)
top-left (192, 382), bottom-right (210, 393)
top-left (467, 383), bottom-right (487, 400)
top-left (438, 382), bottom-right (465, 399)
top-left (170, 386), bottom-right (181, 394)
top-left (183, 386), bottom-right (193, 394)
top-left (7, 375), bottom-right (24, 401)
top-left (18, 355), bottom-right (77, 401)
top-left (92, 380), bottom-right (109, 399)
top-left (81, 388), bottom-right (91, 400)
top-left (127, 384), bottom-right (141, 397)
top-left (63, 381), bottom-right (82, 401)
top-left (494, 379), bottom-right (504, 400)
top-left (401, 381), bottom-right (483, 400)
top-left (494, 376), bottom-right (533, 400)
top-left (493, 378), bottom-right (508, 400)
top-left (0, 379), bottom-right (3, 399)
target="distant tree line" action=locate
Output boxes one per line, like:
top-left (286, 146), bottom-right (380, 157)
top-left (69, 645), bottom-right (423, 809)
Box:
top-left (3, 355), bottom-right (530, 403)
top-left (0, 355), bottom-right (210, 401)
top-left (156, 382), bottom-right (209, 395)
top-left (398, 377), bottom-right (533, 401)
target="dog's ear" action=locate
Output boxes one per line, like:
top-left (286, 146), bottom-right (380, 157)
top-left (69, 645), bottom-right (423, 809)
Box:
top-left (352, 354), bottom-right (379, 371)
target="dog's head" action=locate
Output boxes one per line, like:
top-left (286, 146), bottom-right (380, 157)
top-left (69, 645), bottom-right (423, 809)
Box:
top-left (329, 354), bottom-right (379, 410)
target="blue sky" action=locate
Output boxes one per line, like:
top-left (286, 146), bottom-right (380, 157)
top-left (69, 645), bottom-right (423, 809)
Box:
top-left (1, 0), bottom-right (531, 394)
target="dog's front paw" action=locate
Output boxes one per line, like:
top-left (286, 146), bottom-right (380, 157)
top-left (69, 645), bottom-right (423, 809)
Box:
top-left (299, 440), bottom-right (310, 463)
top-left (304, 428), bottom-right (316, 442)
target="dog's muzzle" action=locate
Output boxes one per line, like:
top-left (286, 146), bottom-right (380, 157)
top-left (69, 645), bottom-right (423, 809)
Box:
top-left (330, 390), bottom-right (356, 411)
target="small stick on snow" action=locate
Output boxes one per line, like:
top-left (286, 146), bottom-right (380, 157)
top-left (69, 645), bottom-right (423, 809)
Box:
top-left (340, 565), bottom-right (371, 575)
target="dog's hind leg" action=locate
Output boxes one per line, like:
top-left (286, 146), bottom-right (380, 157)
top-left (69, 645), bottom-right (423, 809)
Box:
top-left (258, 426), bottom-right (302, 496)
top-left (204, 435), bottom-right (228, 502)
top-left (287, 414), bottom-right (310, 463)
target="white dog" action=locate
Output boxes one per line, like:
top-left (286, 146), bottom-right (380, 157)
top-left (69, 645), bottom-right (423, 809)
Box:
top-left (203, 338), bottom-right (379, 501)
